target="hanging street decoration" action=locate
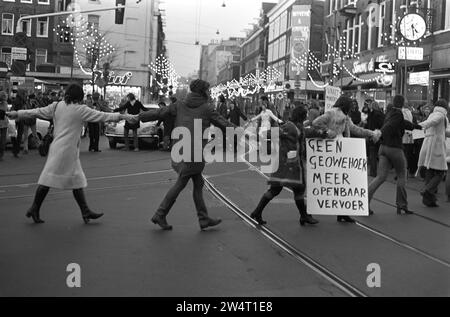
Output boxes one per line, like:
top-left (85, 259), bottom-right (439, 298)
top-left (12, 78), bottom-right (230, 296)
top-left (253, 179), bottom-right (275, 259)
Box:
top-left (149, 54), bottom-right (180, 97)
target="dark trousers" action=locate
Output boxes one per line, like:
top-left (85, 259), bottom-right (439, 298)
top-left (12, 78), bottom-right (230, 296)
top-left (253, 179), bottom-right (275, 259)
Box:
top-left (404, 143), bottom-right (416, 175)
top-left (368, 143), bottom-right (380, 177)
top-left (369, 145), bottom-right (408, 209)
top-left (124, 127), bottom-right (138, 150)
top-left (88, 122), bottom-right (100, 151)
top-left (422, 168), bottom-right (445, 204)
top-left (13, 121), bottom-right (24, 155)
top-left (156, 173), bottom-right (208, 220)
top-left (0, 128), bottom-right (6, 159)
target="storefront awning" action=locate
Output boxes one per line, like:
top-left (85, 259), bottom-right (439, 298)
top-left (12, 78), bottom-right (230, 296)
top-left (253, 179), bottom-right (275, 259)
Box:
top-left (430, 72), bottom-right (450, 80)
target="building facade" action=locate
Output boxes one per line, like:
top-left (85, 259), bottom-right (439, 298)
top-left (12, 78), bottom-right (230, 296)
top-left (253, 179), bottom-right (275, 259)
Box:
top-left (0, 0), bottom-right (58, 92)
top-left (322, 0), bottom-right (447, 109)
top-left (266, 0), bottom-right (325, 101)
top-left (73, 0), bottom-right (162, 103)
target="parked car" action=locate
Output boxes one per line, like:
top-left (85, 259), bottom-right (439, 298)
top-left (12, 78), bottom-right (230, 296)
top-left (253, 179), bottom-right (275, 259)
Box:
top-left (105, 104), bottom-right (164, 149)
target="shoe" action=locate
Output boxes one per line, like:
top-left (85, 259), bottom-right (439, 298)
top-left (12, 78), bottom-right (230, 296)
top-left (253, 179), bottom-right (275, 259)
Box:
top-left (337, 216), bottom-right (356, 223)
top-left (250, 211), bottom-right (267, 225)
top-left (73, 189), bottom-right (103, 224)
top-left (199, 217), bottom-right (222, 230)
top-left (151, 214), bottom-right (173, 230)
top-left (422, 191), bottom-right (439, 207)
top-left (22, 150), bottom-right (28, 154)
top-left (300, 215), bottom-right (319, 226)
top-left (26, 207), bottom-right (45, 224)
top-left (369, 209), bottom-right (374, 215)
top-left (397, 207), bottom-right (413, 215)
top-left (94, 149), bottom-right (101, 152)
top-left (134, 148), bottom-right (139, 152)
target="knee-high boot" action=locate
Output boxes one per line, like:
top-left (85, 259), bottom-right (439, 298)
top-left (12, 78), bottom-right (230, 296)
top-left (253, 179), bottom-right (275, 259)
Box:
top-left (250, 194), bottom-right (272, 225)
top-left (295, 199), bottom-right (318, 226)
top-left (26, 185), bottom-right (50, 224)
top-left (73, 189), bottom-right (103, 224)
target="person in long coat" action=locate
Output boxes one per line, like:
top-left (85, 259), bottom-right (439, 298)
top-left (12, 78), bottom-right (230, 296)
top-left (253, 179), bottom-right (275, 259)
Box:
top-left (417, 99), bottom-right (450, 207)
top-left (446, 136), bottom-right (450, 202)
top-left (139, 79), bottom-right (234, 231)
top-left (250, 103), bottom-right (325, 226)
top-left (312, 96), bottom-right (380, 223)
top-left (7, 84), bottom-right (134, 224)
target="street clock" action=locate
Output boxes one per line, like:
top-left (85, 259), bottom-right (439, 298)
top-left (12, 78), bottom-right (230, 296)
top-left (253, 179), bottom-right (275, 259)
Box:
top-left (399, 13), bottom-right (427, 41)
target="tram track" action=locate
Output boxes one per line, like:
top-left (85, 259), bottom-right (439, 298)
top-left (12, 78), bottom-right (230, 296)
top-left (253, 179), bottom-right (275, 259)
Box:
top-left (230, 143), bottom-right (450, 269)
top-left (203, 176), bottom-right (368, 297)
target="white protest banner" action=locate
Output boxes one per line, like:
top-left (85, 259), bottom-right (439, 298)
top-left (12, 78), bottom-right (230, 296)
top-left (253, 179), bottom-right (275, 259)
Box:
top-left (306, 138), bottom-right (369, 216)
top-left (325, 86), bottom-right (341, 112)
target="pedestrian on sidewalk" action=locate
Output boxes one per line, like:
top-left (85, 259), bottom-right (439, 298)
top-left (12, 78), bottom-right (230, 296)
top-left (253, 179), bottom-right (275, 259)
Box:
top-left (251, 103), bottom-right (324, 226)
top-left (12, 90), bottom-right (26, 158)
top-left (22, 94), bottom-right (41, 154)
top-left (88, 92), bottom-right (102, 152)
top-left (368, 95), bottom-right (420, 215)
top-left (313, 96), bottom-right (381, 223)
top-left (417, 99), bottom-right (450, 207)
top-left (402, 102), bottom-right (417, 177)
top-left (114, 93), bottom-right (147, 152)
top-left (226, 100), bottom-right (248, 152)
top-left (139, 79), bottom-right (234, 231)
top-left (0, 91), bottom-right (8, 162)
top-left (6, 83), bottom-right (135, 224)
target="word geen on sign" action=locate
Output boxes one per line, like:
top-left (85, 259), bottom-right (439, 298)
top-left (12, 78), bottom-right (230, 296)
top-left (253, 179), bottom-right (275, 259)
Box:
top-left (398, 47), bottom-right (424, 60)
top-left (306, 138), bottom-right (369, 216)
top-left (11, 47), bottom-right (27, 61)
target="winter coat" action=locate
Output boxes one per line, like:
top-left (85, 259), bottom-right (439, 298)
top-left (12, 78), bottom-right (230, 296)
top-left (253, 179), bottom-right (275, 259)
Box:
top-left (140, 93), bottom-right (234, 177)
top-left (402, 108), bottom-right (415, 144)
top-left (380, 107), bottom-right (415, 149)
top-left (0, 100), bottom-right (8, 129)
top-left (227, 106), bottom-right (247, 126)
top-left (417, 107), bottom-right (450, 171)
top-left (18, 102), bottom-right (121, 189)
top-left (269, 121), bottom-right (324, 189)
top-left (312, 107), bottom-right (374, 139)
top-left (446, 138), bottom-right (450, 164)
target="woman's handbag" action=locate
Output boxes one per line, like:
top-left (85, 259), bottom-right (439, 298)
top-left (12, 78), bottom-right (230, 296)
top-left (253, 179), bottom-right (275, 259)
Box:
top-left (38, 102), bottom-right (58, 157)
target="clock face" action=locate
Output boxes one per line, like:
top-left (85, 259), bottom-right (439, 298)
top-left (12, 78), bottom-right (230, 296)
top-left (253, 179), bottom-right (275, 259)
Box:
top-left (399, 13), bottom-right (427, 41)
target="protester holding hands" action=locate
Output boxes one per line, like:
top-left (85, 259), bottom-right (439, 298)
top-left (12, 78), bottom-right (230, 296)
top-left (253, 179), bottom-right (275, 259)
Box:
top-left (6, 83), bottom-right (137, 224)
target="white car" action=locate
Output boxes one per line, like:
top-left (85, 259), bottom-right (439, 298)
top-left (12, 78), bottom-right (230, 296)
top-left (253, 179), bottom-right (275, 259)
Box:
top-left (105, 104), bottom-right (164, 149)
top-left (5, 104), bottom-right (51, 148)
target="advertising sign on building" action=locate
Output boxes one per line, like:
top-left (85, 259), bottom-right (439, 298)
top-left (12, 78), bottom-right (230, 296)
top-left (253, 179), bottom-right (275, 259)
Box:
top-left (398, 47), bottom-right (424, 61)
top-left (290, 5), bottom-right (311, 80)
top-left (306, 138), bottom-right (369, 216)
top-left (409, 71), bottom-right (429, 86)
top-left (11, 47), bottom-right (27, 61)
top-left (325, 86), bottom-right (341, 112)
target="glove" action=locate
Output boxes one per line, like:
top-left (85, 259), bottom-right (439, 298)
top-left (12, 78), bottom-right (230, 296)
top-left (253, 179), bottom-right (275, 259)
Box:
top-left (414, 124), bottom-right (423, 130)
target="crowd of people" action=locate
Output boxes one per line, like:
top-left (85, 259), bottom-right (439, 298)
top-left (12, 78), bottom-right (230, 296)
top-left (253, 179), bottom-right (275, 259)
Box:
top-left (3, 80), bottom-right (450, 231)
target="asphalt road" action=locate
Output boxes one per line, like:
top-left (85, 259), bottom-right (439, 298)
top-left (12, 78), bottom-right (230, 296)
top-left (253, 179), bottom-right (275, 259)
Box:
top-left (0, 136), bottom-right (449, 296)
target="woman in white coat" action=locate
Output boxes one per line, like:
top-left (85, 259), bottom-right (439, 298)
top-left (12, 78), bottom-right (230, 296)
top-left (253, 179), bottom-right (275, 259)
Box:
top-left (7, 84), bottom-right (135, 224)
top-left (417, 99), bottom-right (450, 207)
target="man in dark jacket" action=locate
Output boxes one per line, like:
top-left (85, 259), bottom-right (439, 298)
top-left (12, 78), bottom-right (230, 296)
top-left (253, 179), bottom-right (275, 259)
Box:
top-left (114, 93), bottom-right (147, 151)
top-left (87, 92), bottom-right (103, 152)
top-left (226, 100), bottom-right (247, 152)
top-left (139, 79), bottom-right (234, 231)
top-left (12, 90), bottom-right (26, 158)
top-left (364, 101), bottom-right (385, 177)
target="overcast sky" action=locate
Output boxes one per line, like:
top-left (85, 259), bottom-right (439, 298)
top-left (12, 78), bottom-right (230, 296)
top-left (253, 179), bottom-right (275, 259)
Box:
top-left (163, 0), bottom-right (278, 77)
